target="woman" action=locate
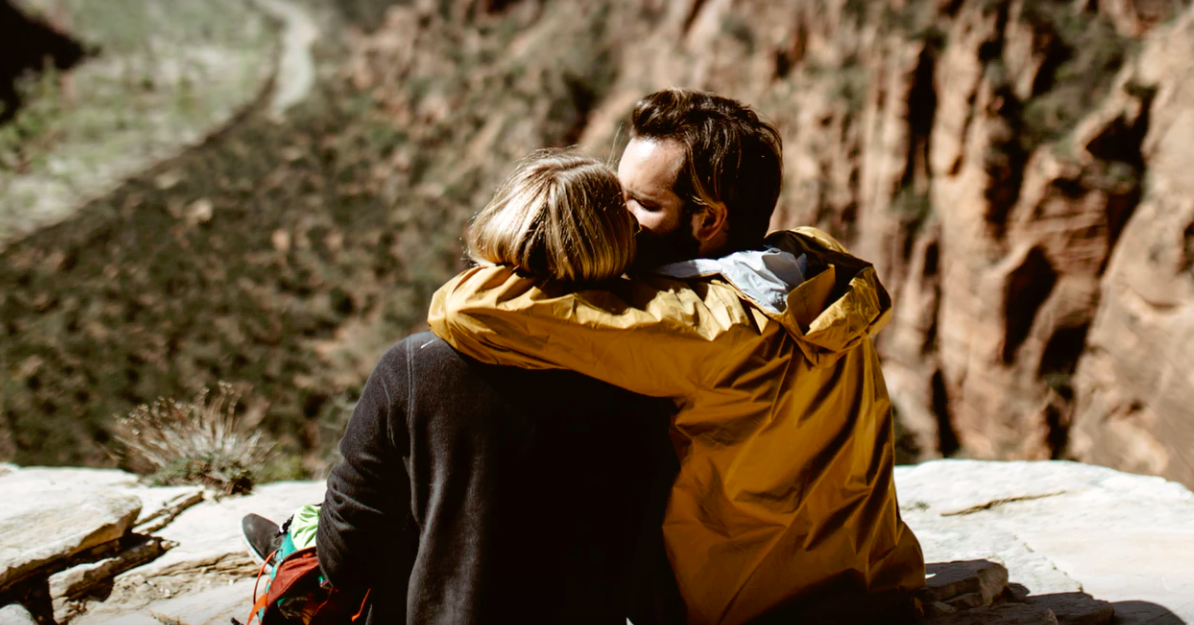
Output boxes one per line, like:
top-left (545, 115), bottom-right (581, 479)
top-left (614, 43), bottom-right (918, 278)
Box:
top-left (312, 150), bottom-right (680, 625)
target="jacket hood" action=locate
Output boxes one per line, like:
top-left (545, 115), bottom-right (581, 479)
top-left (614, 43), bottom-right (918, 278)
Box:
top-left (651, 227), bottom-right (892, 368)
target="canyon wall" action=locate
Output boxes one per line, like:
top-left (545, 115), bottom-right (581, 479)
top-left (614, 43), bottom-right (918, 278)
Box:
top-left (541, 0), bottom-right (1194, 485)
top-left (4, 0), bottom-right (1191, 487)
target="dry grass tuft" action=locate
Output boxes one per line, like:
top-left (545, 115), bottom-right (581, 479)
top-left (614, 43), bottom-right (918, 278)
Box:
top-left (115, 382), bottom-right (271, 495)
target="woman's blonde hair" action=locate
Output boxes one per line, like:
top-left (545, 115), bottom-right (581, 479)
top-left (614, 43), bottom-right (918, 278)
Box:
top-left (466, 150), bottom-right (636, 283)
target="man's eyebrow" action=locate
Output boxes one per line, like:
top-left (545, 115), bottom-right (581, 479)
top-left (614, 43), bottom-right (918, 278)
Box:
top-left (626, 189), bottom-right (663, 205)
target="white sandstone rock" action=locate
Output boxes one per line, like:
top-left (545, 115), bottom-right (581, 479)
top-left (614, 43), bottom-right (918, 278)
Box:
top-left (897, 460), bottom-right (1194, 622)
top-left (0, 479), bottom-right (141, 592)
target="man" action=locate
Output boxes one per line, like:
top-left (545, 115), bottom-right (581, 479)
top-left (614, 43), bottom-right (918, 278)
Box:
top-left (429, 89), bottom-right (926, 624)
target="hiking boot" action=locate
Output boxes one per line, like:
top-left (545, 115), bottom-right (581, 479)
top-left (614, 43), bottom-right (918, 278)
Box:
top-left (242, 513), bottom-right (285, 567)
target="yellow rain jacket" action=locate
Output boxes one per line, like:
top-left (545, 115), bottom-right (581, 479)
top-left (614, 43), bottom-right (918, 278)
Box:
top-left (428, 227), bottom-right (924, 625)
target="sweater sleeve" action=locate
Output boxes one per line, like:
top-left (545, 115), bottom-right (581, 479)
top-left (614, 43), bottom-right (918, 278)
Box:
top-left (318, 342), bottom-right (417, 605)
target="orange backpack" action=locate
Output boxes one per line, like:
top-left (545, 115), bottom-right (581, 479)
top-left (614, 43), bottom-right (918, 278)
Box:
top-left (236, 538), bottom-right (369, 625)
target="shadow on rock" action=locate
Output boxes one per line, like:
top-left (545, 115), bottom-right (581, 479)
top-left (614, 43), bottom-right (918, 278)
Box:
top-left (1112, 600), bottom-right (1188, 625)
top-left (921, 560), bottom-right (1186, 624)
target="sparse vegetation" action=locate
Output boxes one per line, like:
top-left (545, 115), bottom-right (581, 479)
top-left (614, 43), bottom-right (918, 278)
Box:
top-left (115, 383), bottom-right (269, 495)
top-left (0, 0), bottom-right (631, 475)
top-left (1018, 3), bottom-right (1132, 154)
top-left (892, 187), bottom-right (933, 230)
top-left (830, 57), bottom-right (870, 112)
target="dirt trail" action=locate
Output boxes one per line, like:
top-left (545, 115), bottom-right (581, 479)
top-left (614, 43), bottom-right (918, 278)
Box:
top-left (250, 0), bottom-right (319, 118)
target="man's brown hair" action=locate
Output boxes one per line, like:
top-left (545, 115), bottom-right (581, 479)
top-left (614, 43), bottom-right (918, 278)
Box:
top-left (630, 89), bottom-right (783, 252)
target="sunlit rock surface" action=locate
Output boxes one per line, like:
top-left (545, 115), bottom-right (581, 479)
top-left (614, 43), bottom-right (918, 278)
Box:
top-left (898, 460), bottom-right (1194, 623)
top-left (0, 461), bottom-right (1189, 624)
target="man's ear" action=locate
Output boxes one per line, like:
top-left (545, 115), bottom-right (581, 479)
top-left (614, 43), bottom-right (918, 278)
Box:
top-left (691, 199), bottom-right (729, 246)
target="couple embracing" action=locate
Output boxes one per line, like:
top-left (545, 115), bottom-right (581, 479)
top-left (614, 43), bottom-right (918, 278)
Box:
top-left (316, 89), bottom-right (925, 625)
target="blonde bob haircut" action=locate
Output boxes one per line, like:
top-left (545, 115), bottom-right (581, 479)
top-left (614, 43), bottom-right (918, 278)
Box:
top-left (466, 150), bottom-right (636, 283)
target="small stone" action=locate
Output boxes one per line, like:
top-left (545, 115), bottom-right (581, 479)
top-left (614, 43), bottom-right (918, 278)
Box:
top-left (271, 229), bottom-right (291, 253)
top-left (923, 560), bottom-right (1010, 605)
top-left (183, 199), bottom-right (214, 225)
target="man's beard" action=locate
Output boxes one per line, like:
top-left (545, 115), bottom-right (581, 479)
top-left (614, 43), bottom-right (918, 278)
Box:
top-left (631, 223), bottom-right (701, 273)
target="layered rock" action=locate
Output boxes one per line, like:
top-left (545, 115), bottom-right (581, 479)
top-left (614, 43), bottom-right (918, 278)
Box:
top-left (897, 460), bottom-right (1194, 621)
top-left (560, 0), bottom-right (1194, 487)
top-left (0, 467), bottom-right (142, 594)
top-left (2, 461), bottom-right (1190, 624)
top-left (0, 465), bottom-right (323, 625)
top-left (1068, 7), bottom-right (1194, 488)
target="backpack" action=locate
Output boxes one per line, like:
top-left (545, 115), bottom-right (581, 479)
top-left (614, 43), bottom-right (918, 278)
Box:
top-left (234, 519), bottom-right (370, 625)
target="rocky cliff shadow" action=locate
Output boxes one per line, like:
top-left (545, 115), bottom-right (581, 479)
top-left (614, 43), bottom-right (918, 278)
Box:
top-left (923, 561), bottom-right (1186, 623)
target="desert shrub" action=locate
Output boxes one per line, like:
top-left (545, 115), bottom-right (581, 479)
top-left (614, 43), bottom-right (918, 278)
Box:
top-left (115, 382), bottom-right (271, 495)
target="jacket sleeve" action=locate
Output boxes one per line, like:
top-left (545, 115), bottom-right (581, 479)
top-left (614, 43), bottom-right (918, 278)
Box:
top-left (427, 266), bottom-right (760, 398)
top-left (318, 343), bottom-right (417, 606)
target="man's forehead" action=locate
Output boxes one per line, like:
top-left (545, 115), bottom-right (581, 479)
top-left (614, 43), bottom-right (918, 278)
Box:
top-left (619, 137), bottom-right (684, 196)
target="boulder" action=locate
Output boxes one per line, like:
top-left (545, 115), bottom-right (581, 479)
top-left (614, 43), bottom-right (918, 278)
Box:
top-left (0, 482), bottom-right (140, 592)
top-left (898, 460), bottom-right (1194, 622)
top-left (70, 480), bottom-right (325, 624)
top-left (921, 560), bottom-right (1009, 606)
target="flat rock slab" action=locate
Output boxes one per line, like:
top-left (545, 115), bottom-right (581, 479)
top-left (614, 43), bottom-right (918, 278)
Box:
top-left (0, 466), bottom-right (204, 530)
top-left (135, 480), bottom-right (326, 579)
top-left (70, 481), bottom-right (324, 623)
top-left (0, 467), bottom-right (139, 495)
top-left (73, 577), bottom-right (262, 625)
top-left (0, 483), bottom-right (141, 592)
top-left (897, 461), bottom-right (1194, 623)
top-left (907, 513), bottom-right (1082, 595)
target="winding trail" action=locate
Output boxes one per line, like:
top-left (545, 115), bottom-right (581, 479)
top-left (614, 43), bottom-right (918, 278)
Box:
top-left (250, 0), bottom-right (319, 117)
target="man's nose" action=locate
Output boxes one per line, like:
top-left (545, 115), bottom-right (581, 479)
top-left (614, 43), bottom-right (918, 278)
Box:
top-left (625, 200), bottom-right (647, 226)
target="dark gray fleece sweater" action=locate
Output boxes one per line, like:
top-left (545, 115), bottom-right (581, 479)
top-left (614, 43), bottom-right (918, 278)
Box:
top-left (317, 332), bottom-right (680, 625)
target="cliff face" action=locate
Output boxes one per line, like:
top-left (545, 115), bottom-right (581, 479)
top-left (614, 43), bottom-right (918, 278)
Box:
top-left (3, 0), bottom-right (1191, 486)
top-left (499, 0), bottom-right (1194, 486)
top-left (369, 0), bottom-right (1194, 484)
